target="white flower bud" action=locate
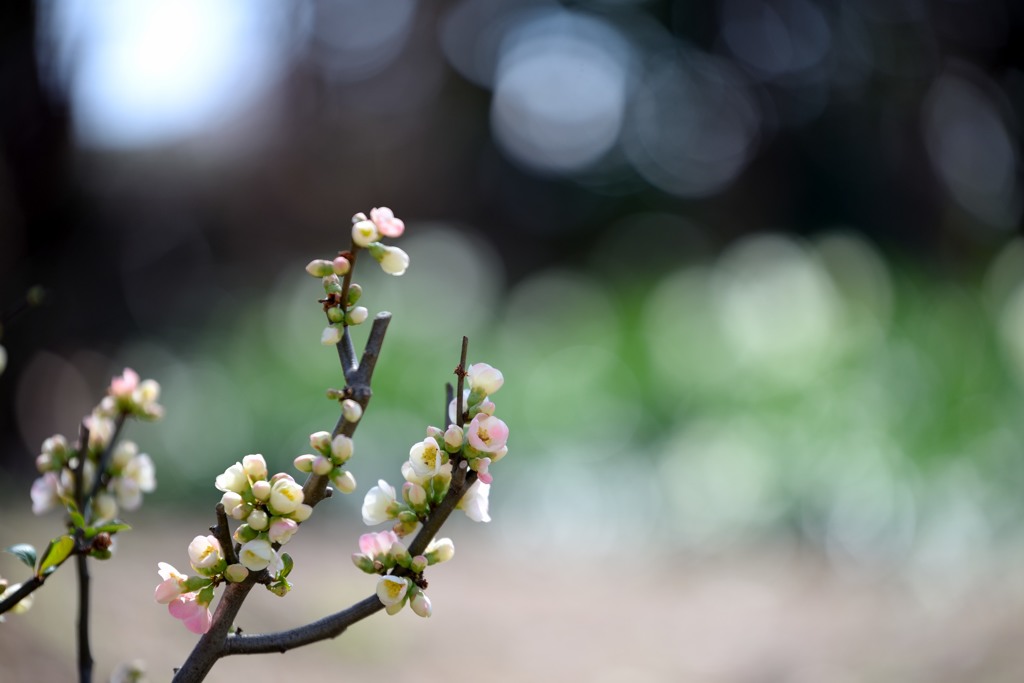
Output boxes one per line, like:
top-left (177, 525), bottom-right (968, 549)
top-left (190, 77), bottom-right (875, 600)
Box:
top-left (331, 435), bottom-right (354, 463)
top-left (321, 325), bottom-right (342, 346)
top-left (242, 454), bottom-right (267, 481)
top-left (247, 509), bottom-right (269, 531)
top-left (309, 431), bottom-right (332, 454)
top-left (410, 591), bottom-right (432, 618)
top-left (443, 425), bottom-right (463, 452)
top-left (312, 455), bottom-right (333, 475)
top-left (293, 454), bottom-right (315, 473)
top-left (341, 399), bottom-right (363, 423)
top-left (94, 492), bottom-right (118, 521)
top-left (331, 469), bottom-right (357, 494)
top-left (225, 563), bottom-right (249, 583)
top-left (251, 479), bottom-right (272, 502)
top-left (346, 306), bottom-right (368, 325)
top-left (290, 503), bottom-right (313, 522)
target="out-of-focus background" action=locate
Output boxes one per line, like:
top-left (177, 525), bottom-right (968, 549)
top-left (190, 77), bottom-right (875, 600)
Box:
top-left (3, 0), bottom-right (1024, 680)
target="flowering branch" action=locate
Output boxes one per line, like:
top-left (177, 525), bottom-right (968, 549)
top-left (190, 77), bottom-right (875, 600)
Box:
top-left (162, 207), bottom-right (508, 683)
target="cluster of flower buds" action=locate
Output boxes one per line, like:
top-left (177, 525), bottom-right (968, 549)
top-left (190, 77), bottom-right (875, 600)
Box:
top-left (304, 207), bottom-right (409, 346)
top-left (357, 362), bottom-right (508, 615)
top-left (294, 429), bottom-right (358, 494)
top-left (351, 531), bottom-right (454, 618)
top-left (30, 369), bottom-right (161, 524)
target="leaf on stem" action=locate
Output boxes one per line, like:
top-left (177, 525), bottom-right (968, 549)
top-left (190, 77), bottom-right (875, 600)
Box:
top-left (5, 544), bottom-right (37, 569)
top-left (36, 535), bottom-right (74, 577)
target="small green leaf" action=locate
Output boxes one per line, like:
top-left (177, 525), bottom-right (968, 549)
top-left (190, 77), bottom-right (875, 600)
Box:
top-left (94, 521), bottom-right (132, 535)
top-left (37, 535), bottom-right (75, 577)
top-left (69, 510), bottom-right (86, 530)
top-left (279, 553), bottom-right (294, 578)
top-left (5, 544), bottom-right (37, 569)
top-left (197, 584), bottom-right (215, 606)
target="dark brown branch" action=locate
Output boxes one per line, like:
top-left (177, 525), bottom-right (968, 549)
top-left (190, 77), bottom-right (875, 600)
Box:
top-left (455, 336), bottom-right (469, 428)
top-left (210, 504), bottom-right (237, 567)
top-left (75, 551), bottom-right (92, 683)
top-left (84, 413), bottom-right (127, 520)
top-left (172, 580), bottom-right (257, 683)
top-left (0, 575), bottom-right (44, 614)
top-left (222, 596), bottom-right (384, 655)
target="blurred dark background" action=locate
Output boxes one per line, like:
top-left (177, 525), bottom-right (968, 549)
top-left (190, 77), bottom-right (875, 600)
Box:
top-left (4, 1), bottom-right (1024, 680)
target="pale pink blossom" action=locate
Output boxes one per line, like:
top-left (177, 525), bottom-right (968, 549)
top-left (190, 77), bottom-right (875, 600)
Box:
top-left (467, 363), bottom-right (504, 395)
top-left (30, 473), bottom-right (62, 515)
top-left (466, 414), bottom-right (509, 454)
top-left (370, 207), bottom-right (405, 238)
top-left (154, 562), bottom-right (187, 604)
top-left (268, 518), bottom-right (299, 545)
top-left (359, 530), bottom-right (399, 558)
top-left (410, 591), bottom-right (432, 618)
top-left (188, 535), bottom-right (224, 573)
top-left (109, 368), bottom-right (140, 400)
top-left (168, 593), bottom-right (212, 634)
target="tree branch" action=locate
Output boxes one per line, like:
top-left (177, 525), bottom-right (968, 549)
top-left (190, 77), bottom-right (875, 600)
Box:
top-left (76, 551), bottom-right (92, 683)
top-left (222, 596), bottom-right (384, 655)
top-left (0, 575), bottom-right (44, 615)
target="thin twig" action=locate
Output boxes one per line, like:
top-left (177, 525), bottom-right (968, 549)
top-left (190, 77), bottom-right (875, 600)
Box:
top-left (455, 336), bottom-right (469, 428)
top-left (76, 551), bottom-right (92, 683)
top-left (222, 596), bottom-right (384, 655)
top-left (210, 504), bottom-right (237, 567)
top-left (0, 575), bottom-right (44, 615)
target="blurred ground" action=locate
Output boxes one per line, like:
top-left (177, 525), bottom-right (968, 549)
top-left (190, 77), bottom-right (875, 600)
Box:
top-left (4, 508), bottom-right (1024, 683)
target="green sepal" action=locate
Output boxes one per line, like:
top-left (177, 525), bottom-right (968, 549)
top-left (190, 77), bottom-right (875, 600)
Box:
top-left (197, 584), bottom-right (216, 606)
top-left (5, 544), bottom-right (37, 570)
top-left (279, 553), bottom-right (294, 579)
top-left (37, 535), bottom-right (75, 577)
top-left (267, 579), bottom-right (291, 597)
top-left (184, 576), bottom-right (214, 592)
top-left (89, 548), bottom-right (112, 561)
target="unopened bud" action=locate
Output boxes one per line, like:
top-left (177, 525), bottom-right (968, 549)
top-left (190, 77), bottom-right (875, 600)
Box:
top-left (341, 399), bottom-right (363, 423)
top-left (410, 591), bottom-right (432, 618)
top-left (332, 256), bottom-right (351, 276)
top-left (322, 274), bottom-right (343, 294)
top-left (309, 431), bottom-right (332, 454)
top-left (247, 509), bottom-right (269, 531)
top-left (331, 435), bottom-right (354, 463)
top-left (327, 306), bottom-right (345, 323)
top-left (389, 540), bottom-right (411, 567)
top-left (251, 480), bottom-right (272, 502)
top-left (233, 524), bottom-right (259, 544)
top-left (346, 283), bottom-right (362, 305)
top-left (443, 425), bottom-right (463, 452)
top-left (352, 553), bottom-right (376, 574)
top-left (225, 563), bottom-right (249, 583)
top-left (321, 325), bottom-right (342, 346)
top-left (331, 469), bottom-right (357, 494)
top-left (403, 482), bottom-right (427, 508)
top-left (410, 555), bottom-right (428, 573)
top-left (312, 455), bottom-right (332, 475)
top-left (346, 306), bottom-right (368, 325)
top-left (305, 259), bottom-right (335, 277)
top-left (426, 425), bottom-right (444, 440)
top-left (293, 454), bottom-right (315, 473)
